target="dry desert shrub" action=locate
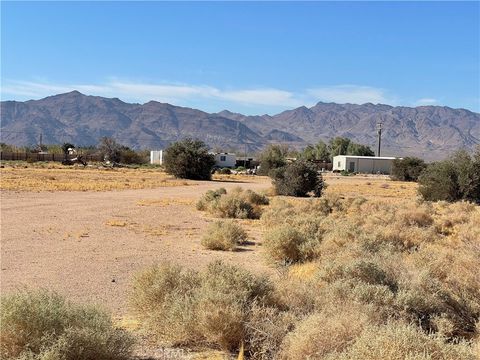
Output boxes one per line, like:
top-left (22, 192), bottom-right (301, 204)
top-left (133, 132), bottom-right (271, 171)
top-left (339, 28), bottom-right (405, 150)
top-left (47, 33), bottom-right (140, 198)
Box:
top-left (260, 198), bottom-right (296, 227)
top-left (326, 322), bottom-right (476, 360)
top-left (196, 188), bottom-right (227, 210)
top-left (196, 187), bottom-right (268, 219)
top-left (133, 195), bottom-right (479, 357)
top-left (201, 220), bottom-right (248, 251)
top-left (263, 225), bottom-right (305, 264)
top-left (131, 260), bottom-right (273, 351)
top-left (0, 290), bottom-right (134, 360)
top-left (279, 305), bottom-right (376, 360)
top-left (243, 304), bottom-right (297, 360)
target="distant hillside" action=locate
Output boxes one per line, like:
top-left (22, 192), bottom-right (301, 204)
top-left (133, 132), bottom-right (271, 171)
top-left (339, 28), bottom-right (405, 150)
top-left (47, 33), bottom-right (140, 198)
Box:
top-left (1, 91), bottom-right (479, 160)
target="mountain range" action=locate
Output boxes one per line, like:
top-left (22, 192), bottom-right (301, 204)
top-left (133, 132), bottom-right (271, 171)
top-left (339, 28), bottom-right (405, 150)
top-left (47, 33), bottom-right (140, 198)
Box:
top-left (1, 91), bottom-right (479, 160)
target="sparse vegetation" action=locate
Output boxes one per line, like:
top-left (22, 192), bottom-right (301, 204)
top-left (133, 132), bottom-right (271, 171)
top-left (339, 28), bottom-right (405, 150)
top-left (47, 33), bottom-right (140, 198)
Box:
top-left (196, 187), bottom-right (269, 219)
top-left (163, 138), bottom-right (215, 180)
top-left (270, 161), bottom-right (324, 197)
top-left (3, 160), bottom-right (479, 359)
top-left (201, 220), bottom-right (248, 251)
top-left (131, 187), bottom-right (479, 358)
top-left (0, 165), bottom-right (188, 191)
top-left (0, 289), bottom-right (134, 360)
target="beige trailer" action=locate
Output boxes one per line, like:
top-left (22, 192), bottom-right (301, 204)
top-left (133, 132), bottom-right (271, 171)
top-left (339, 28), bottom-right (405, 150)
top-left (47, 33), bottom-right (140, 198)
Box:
top-left (332, 155), bottom-right (396, 174)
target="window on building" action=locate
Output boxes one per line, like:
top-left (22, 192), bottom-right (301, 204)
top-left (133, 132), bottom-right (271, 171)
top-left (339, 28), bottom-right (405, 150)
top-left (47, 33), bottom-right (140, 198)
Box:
top-left (338, 161), bottom-right (341, 167)
top-left (220, 155), bottom-right (226, 162)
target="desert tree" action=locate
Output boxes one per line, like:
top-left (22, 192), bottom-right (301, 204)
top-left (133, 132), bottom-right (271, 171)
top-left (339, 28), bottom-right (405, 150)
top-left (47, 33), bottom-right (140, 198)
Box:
top-left (258, 144), bottom-right (289, 176)
top-left (163, 138), bottom-right (215, 180)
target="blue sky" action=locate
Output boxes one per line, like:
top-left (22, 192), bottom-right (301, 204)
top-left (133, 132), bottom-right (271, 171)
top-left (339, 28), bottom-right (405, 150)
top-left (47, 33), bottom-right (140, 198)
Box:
top-left (1, 1), bottom-right (479, 114)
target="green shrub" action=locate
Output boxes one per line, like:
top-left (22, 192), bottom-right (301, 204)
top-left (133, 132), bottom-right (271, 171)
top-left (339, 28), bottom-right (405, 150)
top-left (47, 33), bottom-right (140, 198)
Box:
top-left (217, 167), bottom-right (232, 174)
top-left (164, 138), bottom-right (215, 180)
top-left (270, 161), bottom-right (324, 197)
top-left (119, 147), bottom-right (147, 164)
top-left (340, 170), bottom-right (355, 176)
top-left (418, 149), bottom-right (480, 203)
top-left (201, 220), bottom-right (248, 251)
top-left (0, 290), bottom-right (134, 360)
top-left (390, 157), bottom-right (427, 182)
top-left (257, 144), bottom-right (289, 176)
top-left (418, 161), bottom-right (460, 202)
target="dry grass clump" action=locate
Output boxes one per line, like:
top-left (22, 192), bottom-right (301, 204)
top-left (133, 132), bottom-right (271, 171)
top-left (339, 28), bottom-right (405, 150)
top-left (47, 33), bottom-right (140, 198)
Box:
top-left (0, 289), bottom-right (134, 360)
top-left (327, 323), bottom-right (476, 360)
top-left (243, 304), bottom-right (297, 360)
top-left (196, 187), bottom-right (268, 219)
top-left (201, 220), bottom-right (248, 251)
top-left (263, 225), bottom-right (320, 264)
top-left (279, 306), bottom-right (376, 360)
top-left (131, 260), bottom-right (273, 352)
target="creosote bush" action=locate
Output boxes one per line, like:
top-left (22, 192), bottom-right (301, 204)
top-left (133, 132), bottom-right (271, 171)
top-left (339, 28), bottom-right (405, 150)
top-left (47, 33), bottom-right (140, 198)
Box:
top-left (270, 161), bottom-right (324, 197)
top-left (163, 138), bottom-right (215, 180)
top-left (196, 187), bottom-right (268, 219)
top-left (418, 148), bottom-right (480, 203)
top-left (0, 290), bottom-right (134, 360)
top-left (390, 156), bottom-right (427, 182)
top-left (201, 220), bottom-right (248, 251)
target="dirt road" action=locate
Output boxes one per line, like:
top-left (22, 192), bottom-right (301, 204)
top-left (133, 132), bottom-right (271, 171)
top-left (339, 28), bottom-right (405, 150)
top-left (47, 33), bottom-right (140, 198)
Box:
top-left (0, 178), bottom-right (272, 315)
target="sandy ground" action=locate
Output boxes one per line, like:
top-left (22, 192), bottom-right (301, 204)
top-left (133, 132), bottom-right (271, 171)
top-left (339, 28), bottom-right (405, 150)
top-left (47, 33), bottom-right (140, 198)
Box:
top-left (0, 177), bottom-right (273, 317)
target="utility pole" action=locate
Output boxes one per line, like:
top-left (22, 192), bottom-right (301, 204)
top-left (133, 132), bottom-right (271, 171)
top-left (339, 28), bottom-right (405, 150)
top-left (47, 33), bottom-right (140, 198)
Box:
top-left (376, 123), bottom-right (382, 157)
top-left (244, 143), bottom-right (247, 168)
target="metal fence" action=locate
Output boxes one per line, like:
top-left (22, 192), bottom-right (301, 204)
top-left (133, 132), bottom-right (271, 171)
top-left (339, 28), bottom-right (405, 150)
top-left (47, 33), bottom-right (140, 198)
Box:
top-left (0, 152), bottom-right (102, 162)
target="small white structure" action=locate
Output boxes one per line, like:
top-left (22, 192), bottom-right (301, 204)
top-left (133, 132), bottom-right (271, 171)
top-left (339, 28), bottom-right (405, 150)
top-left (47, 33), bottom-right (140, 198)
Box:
top-left (333, 155), bottom-right (396, 174)
top-left (214, 153), bottom-right (236, 168)
top-left (150, 150), bottom-right (163, 165)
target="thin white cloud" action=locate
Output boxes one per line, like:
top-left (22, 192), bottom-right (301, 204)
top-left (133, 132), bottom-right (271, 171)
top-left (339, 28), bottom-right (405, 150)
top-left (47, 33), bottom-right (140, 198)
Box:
top-left (415, 98), bottom-right (438, 106)
top-left (306, 85), bottom-right (395, 105)
top-left (220, 88), bottom-right (303, 107)
top-left (1, 79), bottom-right (397, 112)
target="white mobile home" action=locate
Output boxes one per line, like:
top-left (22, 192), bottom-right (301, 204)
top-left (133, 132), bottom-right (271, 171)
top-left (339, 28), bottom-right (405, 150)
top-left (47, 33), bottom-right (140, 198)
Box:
top-left (333, 155), bottom-right (396, 174)
top-left (214, 153), bottom-right (236, 168)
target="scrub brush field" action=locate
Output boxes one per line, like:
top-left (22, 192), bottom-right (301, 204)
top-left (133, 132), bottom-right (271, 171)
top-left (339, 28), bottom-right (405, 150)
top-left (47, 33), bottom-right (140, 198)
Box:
top-left (1, 164), bottom-right (478, 359)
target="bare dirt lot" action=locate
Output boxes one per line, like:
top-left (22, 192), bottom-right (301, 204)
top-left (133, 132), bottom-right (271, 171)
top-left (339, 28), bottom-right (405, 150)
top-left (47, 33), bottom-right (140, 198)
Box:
top-left (1, 174), bottom-right (273, 317)
top-left (0, 166), bottom-right (418, 319)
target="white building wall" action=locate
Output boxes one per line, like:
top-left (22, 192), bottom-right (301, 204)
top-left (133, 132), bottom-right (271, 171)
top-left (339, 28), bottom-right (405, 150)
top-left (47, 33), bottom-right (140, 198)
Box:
top-left (333, 156), bottom-right (347, 171)
top-left (150, 150), bottom-right (163, 165)
top-left (214, 153), bottom-right (236, 168)
top-left (332, 155), bottom-right (395, 174)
